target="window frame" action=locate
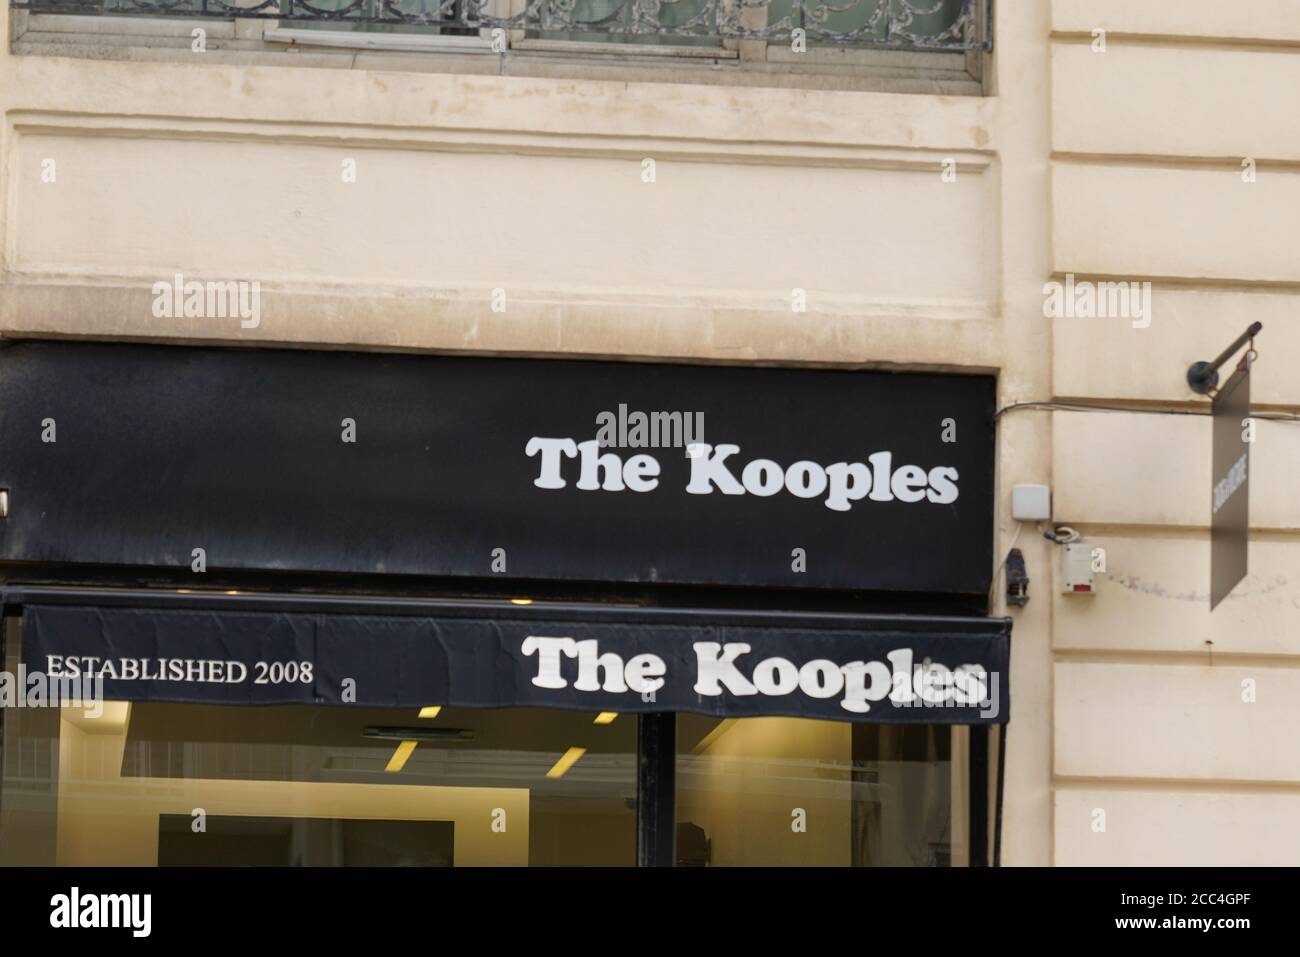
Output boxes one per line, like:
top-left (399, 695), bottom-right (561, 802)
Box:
top-left (243, 0), bottom-right (985, 70)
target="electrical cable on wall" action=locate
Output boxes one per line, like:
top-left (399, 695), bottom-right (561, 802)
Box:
top-left (995, 400), bottom-right (1300, 424)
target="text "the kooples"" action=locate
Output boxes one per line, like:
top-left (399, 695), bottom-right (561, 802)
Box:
top-left (526, 438), bottom-right (959, 512)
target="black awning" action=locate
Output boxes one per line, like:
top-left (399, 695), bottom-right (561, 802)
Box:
top-left (12, 592), bottom-right (1010, 725)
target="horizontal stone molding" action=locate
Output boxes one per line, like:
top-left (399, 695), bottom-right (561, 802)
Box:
top-left (0, 278), bottom-right (1003, 369)
top-left (1052, 0), bottom-right (1300, 47)
top-left (1052, 410), bottom-right (1300, 530)
top-left (1050, 285), bottom-right (1300, 406)
top-left (2, 55), bottom-right (998, 153)
top-left (1052, 43), bottom-right (1300, 162)
top-left (1055, 660), bottom-right (1300, 784)
top-left (1055, 787), bottom-right (1300, 866)
top-left (1052, 162), bottom-right (1300, 284)
top-left (8, 125), bottom-right (997, 309)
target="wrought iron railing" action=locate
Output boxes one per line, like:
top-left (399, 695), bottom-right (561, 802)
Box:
top-left (12, 0), bottom-right (991, 50)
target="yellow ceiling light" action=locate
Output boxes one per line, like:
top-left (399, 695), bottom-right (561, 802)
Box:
top-left (545, 746), bottom-right (587, 779)
top-left (510, 598), bottom-right (533, 605)
top-left (593, 712), bottom-right (618, 725)
top-left (385, 740), bottom-right (418, 773)
top-left (418, 706), bottom-right (442, 719)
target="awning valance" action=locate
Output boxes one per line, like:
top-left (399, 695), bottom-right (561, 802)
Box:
top-left (12, 593), bottom-right (1010, 724)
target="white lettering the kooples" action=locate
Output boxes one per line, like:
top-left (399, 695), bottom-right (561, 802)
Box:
top-left (520, 636), bottom-right (989, 715)
top-left (693, 643), bottom-right (989, 714)
top-left (521, 636), bottom-right (667, 695)
top-left (524, 437), bottom-right (958, 511)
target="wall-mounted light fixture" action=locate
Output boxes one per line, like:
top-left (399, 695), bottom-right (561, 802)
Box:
top-left (1187, 322), bottom-right (1262, 395)
top-left (1005, 548), bottom-right (1029, 607)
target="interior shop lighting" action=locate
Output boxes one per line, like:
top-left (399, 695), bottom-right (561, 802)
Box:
top-left (384, 740), bottom-right (417, 773)
top-left (546, 747), bottom-right (587, 779)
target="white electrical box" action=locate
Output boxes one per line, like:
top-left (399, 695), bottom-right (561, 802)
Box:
top-left (1011, 484), bottom-right (1052, 521)
top-left (1061, 543), bottom-right (1096, 594)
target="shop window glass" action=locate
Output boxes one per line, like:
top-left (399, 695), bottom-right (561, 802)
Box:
top-left (675, 714), bottom-right (968, 866)
top-left (1, 620), bottom-right (637, 867)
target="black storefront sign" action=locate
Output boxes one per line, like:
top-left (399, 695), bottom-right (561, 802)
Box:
top-left (0, 341), bottom-right (995, 597)
top-left (18, 602), bottom-right (1010, 724)
top-left (1210, 364), bottom-right (1251, 609)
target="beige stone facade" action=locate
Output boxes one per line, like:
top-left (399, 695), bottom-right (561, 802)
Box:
top-left (1, 0), bottom-right (1296, 865)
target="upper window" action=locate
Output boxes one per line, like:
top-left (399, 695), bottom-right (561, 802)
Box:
top-left (16, 0), bottom-right (988, 55)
